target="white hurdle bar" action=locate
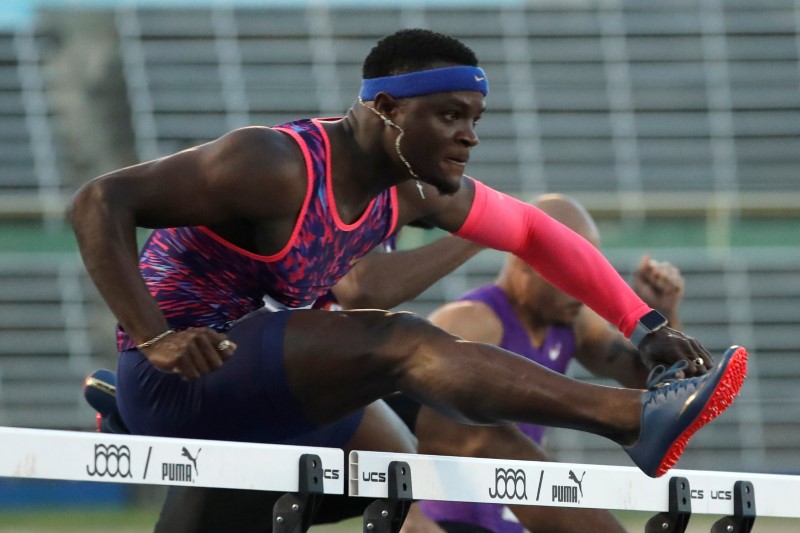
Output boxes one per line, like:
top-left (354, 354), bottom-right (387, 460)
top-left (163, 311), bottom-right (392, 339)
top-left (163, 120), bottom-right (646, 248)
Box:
top-left (0, 426), bottom-right (344, 494)
top-left (349, 450), bottom-right (800, 519)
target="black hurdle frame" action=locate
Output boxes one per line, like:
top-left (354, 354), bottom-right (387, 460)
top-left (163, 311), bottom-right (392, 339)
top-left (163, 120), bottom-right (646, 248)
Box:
top-left (362, 461), bottom-right (413, 533)
top-left (272, 453), bottom-right (325, 533)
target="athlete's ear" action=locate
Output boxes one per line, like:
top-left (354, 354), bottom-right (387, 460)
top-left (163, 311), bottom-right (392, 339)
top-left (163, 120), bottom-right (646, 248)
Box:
top-left (373, 92), bottom-right (401, 125)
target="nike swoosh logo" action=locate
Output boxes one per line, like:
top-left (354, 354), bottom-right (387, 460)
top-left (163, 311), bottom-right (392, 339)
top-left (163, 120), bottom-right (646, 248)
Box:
top-left (548, 343), bottom-right (561, 361)
top-left (474, 76), bottom-right (485, 82)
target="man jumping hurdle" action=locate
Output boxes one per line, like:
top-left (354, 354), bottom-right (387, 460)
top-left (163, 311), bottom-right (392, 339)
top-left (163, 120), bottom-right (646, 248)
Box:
top-left (70, 28), bottom-right (746, 503)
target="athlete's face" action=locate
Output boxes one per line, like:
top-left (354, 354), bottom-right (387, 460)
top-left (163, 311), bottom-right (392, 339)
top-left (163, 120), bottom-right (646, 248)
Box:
top-left (518, 265), bottom-right (585, 327)
top-left (392, 91), bottom-right (484, 194)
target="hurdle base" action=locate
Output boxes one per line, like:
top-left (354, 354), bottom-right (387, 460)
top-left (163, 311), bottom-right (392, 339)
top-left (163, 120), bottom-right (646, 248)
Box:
top-left (273, 453), bottom-right (325, 533)
top-left (710, 480), bottom-right (756, 533)
top-left (362, 461), bottom-right (413, 533)
top-left (645, 476), bottom-right (692, 533)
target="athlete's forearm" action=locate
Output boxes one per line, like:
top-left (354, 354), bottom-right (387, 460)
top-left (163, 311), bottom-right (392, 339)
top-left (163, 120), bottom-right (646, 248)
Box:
top-left (70, 179), bottom-right (169, 344)
top-left (334, 236), bottom-right (483, 310)
top-left (455, 180), bottom-right (651, 337)
top-left (591, 336), bottom-right (650, 389)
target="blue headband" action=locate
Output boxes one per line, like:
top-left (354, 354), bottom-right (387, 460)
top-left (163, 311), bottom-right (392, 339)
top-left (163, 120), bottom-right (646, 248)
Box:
top-left (359, 66), bottom-right (489, 100)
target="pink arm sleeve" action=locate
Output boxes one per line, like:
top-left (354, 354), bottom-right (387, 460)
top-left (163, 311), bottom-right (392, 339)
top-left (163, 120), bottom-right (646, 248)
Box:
top-left (455, 180), bottom-right (651, 338)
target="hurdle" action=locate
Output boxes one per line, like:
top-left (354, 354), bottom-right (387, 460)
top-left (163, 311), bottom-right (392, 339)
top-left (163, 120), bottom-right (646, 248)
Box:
top-left (0, 425), bottom-right (344, 532)
top-left (349, 450), bottom-right (800, 533)
top-left (5, 427), bottom-right (800, 533)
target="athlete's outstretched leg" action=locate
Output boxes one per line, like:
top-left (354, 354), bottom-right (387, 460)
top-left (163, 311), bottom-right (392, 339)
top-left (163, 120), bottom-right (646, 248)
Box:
top-left (283, 310), bottom-right (747, 478)
top-left (284, 309), bottom-right (641, 442)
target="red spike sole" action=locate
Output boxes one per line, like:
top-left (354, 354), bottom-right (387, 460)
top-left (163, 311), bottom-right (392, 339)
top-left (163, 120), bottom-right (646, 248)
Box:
top-left (654, 346), bottom-right (749, 477)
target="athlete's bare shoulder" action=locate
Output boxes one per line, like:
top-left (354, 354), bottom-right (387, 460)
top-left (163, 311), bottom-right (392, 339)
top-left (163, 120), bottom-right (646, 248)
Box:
top-left (199, 126), bottom-right (308, 219)
top-left (428, 298), bottom-right (502, 345)
top-left (209, 126), bottom-right (304, 179)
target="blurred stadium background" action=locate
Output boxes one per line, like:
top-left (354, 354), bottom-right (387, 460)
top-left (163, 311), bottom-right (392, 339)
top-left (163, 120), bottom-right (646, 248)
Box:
top-left (0, 0), bottom-right (799, 527)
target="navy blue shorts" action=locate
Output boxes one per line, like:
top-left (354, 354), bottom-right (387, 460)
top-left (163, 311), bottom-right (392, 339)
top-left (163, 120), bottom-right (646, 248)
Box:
top-left (117, 308), bottom-right (364, 447)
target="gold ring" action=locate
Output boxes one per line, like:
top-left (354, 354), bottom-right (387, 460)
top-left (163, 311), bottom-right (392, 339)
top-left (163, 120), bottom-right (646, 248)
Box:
top-left (694, 358), bottom-right (704, 366)
top-left (217, 340), bottom-right (232, 351)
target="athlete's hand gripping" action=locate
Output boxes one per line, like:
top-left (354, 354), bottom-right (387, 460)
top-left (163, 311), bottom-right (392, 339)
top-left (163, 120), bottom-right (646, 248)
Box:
top-left (139, 328), bottom-right (236, 380)
top-left (638, 328), bottom-right (712, 379)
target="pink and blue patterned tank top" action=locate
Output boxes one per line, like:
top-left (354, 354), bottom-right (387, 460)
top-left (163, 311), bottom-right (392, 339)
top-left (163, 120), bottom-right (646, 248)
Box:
top-left (419, 284), bottom-right (575, 533)
top-left (117, 118), bottom-right (398, 351)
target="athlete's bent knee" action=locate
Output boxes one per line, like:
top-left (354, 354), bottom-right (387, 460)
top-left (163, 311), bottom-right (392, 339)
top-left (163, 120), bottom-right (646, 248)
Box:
top-left (365, 311), bottom-right (443, 369)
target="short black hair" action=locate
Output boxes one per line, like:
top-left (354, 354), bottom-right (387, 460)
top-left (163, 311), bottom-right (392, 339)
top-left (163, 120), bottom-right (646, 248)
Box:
top-left (362, 29), bottom-right (479, 79)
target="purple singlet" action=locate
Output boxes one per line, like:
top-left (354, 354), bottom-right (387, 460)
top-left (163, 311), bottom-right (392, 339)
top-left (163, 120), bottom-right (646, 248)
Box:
top-left (420, 285), bottom-right (576, 533)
